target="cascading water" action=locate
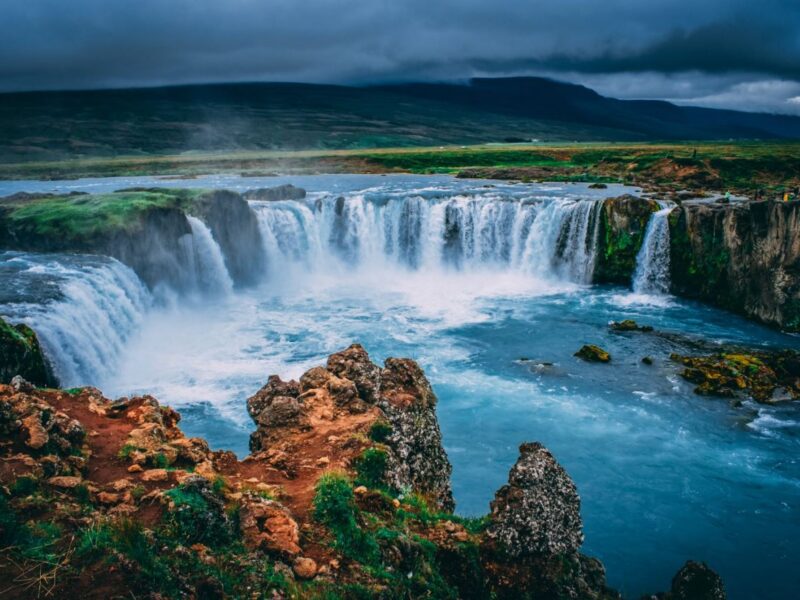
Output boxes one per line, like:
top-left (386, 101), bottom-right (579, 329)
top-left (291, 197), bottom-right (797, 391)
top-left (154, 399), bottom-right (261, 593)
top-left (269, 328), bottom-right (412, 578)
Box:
top-left (0, 252), bottom-right (151, 386)
top-left (632, 201), bottom-right (675, 295)
top-left (251, 192), bottom-right (604, 282)
top-left (185, 216), bottom-right (235, 295)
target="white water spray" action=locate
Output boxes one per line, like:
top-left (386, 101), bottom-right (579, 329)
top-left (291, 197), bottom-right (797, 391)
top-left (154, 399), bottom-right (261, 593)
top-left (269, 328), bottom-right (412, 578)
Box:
top-left (632, 201), bottom-right (674, 295)
top-left (185, 216), bottom-right (235, 295)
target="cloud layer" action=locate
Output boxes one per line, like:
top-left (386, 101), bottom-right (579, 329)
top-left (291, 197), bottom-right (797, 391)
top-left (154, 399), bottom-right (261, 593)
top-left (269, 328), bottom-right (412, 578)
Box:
top-left (2, 0), bottom-right (799, 113)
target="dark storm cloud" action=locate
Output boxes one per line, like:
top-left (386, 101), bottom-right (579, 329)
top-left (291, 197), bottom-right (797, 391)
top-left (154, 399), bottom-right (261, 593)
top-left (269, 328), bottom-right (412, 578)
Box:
top-left (1, 0), bottom-right (800, 113)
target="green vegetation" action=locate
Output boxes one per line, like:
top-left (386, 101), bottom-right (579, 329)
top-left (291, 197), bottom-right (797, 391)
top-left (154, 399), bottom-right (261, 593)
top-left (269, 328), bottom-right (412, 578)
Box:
top-left (313, 471), bottom-right (380, 563)
top-left (0, 316), bottom-right (55, 387)
top-left (2, 142), bottom-right (798, 198)
top-left (1, 188), bottom-right (203, 243)
top-left (353, 447), bottom-right (389, 489)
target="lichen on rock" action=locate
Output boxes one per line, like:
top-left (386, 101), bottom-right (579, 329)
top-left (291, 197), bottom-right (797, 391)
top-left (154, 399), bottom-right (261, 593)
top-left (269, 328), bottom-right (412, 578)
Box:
top-left (487, 442), bottom-right (583, 556)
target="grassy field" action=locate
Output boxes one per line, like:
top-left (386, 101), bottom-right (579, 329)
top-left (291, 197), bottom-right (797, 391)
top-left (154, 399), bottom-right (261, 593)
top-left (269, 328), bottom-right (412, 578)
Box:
top-left (1, 141), bottom-right (799, 194)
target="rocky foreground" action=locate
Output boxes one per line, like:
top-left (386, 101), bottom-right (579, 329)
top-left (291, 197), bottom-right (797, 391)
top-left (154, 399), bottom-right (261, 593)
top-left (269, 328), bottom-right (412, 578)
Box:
top-left (0, 344), bottom-right (725, 599)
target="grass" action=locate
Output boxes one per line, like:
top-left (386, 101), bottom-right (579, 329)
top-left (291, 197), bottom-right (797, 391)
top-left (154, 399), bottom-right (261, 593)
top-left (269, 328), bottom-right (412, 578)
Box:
top-left (2, 188), bottom-right (203, 242)
top-left (1, 142), bottom-right (798, 195)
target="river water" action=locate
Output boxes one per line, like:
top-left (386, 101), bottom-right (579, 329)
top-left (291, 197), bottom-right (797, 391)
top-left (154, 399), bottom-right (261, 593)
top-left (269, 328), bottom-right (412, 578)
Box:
top-left (0, 174), bottom-right (798, 598)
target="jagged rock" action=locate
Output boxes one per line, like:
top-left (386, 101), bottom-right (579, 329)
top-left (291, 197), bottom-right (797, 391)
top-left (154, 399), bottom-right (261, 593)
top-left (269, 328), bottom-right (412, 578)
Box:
top-left (378, 357), bottom-right (454, 511)
top-left (575, 344), bottom-right (611, 363)
top-left (327, 343), bottom-right (382, 403)
top-left (239, 496), bottom-right (301, 556)
top-left (609, 319), bottom-right (653, 332)
top-left (645, 561), bottom-right (726, 600)
top-left (247, 376), bottom-right (308, 451)
top-left (668, 561), bottom-right (726, 600)
top-left (487, 442), bottom-right (583, 556)
top-left (10, 375), bottom-right (35, 393)
top-left (21, 413), bottom-right (48, 449)
top-left (243, 184), bottom-right (306, 201)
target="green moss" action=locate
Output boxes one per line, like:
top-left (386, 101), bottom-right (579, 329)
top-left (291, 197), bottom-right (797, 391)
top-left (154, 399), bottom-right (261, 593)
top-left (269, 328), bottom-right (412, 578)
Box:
top-left (0, 317), bottom-right (55, 387)
top-left (10, 475), bottom-right (39, 497)
top-left (368, 420), bottom-right (392, 444)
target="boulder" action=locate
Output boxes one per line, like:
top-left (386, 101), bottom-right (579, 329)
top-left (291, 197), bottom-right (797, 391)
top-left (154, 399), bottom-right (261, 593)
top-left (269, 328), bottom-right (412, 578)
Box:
top-left (292, 557), bottom-right (318, 579)
top-left (575, 345), bottom-right (611, 363)
top-left (487, 442), bottom-right (583, 556)
top-left (609, 319), bottom-right (653, 332)
top-left (239, 496), bottom-right (301, 556)
top-left (668, 561), bottom-right (726, 600)
top-left (0, 318), bottom-right (57, 387)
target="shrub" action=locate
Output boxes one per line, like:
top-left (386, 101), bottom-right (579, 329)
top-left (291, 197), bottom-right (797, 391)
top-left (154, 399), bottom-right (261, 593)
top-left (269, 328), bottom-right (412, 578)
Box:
top-left (163, 478), bottom-right (235, 547)
top-left (353, 447), bottom-right (388, 489)
top-left (312, 472), bottom-right (378, 563)
top-left (368, 420), bottom-right (392, 444)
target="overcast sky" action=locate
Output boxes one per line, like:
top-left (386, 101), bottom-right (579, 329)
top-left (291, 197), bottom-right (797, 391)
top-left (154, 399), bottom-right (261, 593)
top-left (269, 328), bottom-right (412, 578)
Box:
top-left (2, 0), bottom-right (800, 114)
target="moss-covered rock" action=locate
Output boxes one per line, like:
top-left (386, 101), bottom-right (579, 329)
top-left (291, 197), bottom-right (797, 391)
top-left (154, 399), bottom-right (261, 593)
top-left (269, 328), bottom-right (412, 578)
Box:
top-left (0, 317), bottom-right (56, 387)
top-left (592, 194), bottom-right (660, 284)
top-left (575, 344), bottom-right (611, 363)
top-left (671, 349), bottom-right (800, 403)
top-left (669, 199), bottom-right (800, 331)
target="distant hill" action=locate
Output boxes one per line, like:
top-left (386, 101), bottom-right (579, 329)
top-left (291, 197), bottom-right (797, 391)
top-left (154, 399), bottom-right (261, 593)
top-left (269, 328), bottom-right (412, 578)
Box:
top-left (1, 77), bottom-right (799, 162)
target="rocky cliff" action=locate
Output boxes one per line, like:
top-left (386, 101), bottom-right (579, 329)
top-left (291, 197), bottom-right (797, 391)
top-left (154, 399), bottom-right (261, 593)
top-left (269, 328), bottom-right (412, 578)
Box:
top-left (593, 194), bottom-right (659, 285)
top-left (0, 316), bottom-right (55, 387)
top-left (669, 199), bottom-right (800, 331)
top-left (0, 344), bottom-right (723, 599)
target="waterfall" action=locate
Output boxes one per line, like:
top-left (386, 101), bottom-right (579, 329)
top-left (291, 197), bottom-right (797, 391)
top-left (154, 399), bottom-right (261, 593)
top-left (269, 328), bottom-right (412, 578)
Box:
top-left (250, 193), bottom-right (603, 283)
top-left (0, 252), bottom-right (152, 387)
top-left (632, 201), bottom-right (674, 295)
top-left (185, 216), bottom-right (235, 295)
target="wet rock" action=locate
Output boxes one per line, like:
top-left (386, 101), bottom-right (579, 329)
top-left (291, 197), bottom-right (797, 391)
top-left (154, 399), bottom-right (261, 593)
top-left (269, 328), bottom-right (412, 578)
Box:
top-left (588, 183), bottom-right (608, 189)
top-left (243, 184), bottom-right (306, 201)
top-left (642, 356), bottom-right (654, 365)
top-left (487, 442), bottom-right (583, 556)
top-left (575, 344), bottom-right (611, 363)
top-left (668, 561), bottom-right (726, 600)
top-left (594, 195), bottom-right (661, 284)
top-left (609, 319), bottom-right (653, 332)
top-left (0, 317), bottom-right (57, 387)
top-left (671, 350), bottom-right (800, 403)
top-left (645, 560), bottom-right (726, 600)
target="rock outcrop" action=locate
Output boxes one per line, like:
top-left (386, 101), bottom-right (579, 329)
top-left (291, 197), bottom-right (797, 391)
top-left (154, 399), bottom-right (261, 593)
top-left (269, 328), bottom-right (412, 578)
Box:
top-left (594, 194), bottom-right (660, 284)
top-left (0, 346), bottom-right (722, 599)
top-left (190, 189), bottom-right (267, 286)
top-left (645, 560), bottom-right (726, 600)
top-left (243, 184), bottom-right (307, 201)
top-left (669, 199), bottom-right (800, 331)
top-left (575, 344), bottom-right (611, 362)
top-left (487, 442), bottom-right (583, 556)
top-left (0, 316), bottom-right (56, 387)
top-left (247, 343), bottom-right (454, 510)
top-left (671, 349), bottom-right (800, 403)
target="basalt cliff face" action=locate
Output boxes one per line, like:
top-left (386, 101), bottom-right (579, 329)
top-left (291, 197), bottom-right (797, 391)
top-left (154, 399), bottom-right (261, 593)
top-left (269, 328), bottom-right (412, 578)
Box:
top-left (594, 194), bottom-right (659, 285)
top-left (669, 200), bottom-right (800, 331)
top-left (0, 344), bottom-right (719, 599)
